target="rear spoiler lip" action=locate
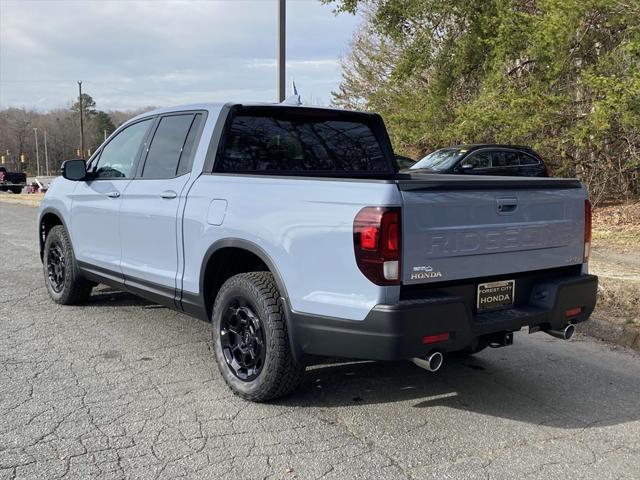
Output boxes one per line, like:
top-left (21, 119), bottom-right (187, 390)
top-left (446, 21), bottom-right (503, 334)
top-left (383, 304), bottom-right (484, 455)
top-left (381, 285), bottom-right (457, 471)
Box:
top-left (395, 173), bottom-right (583, 191)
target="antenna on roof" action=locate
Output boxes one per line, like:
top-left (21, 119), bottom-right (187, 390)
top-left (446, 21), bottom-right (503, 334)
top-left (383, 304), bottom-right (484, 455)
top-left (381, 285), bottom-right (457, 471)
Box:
top-left (281, 79), bottom-right (302, 106)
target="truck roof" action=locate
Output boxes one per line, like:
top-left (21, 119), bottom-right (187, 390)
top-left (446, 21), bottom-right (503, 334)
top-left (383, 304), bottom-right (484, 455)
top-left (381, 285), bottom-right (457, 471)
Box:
top-left (127, 102), bottom-right (367, 125)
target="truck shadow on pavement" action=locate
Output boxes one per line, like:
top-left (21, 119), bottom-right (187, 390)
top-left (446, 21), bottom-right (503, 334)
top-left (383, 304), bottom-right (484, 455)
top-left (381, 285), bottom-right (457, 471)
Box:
top-left (279, 349), bottom-right (640, 429)
top-left (79, 289), bottom-right (638, 430)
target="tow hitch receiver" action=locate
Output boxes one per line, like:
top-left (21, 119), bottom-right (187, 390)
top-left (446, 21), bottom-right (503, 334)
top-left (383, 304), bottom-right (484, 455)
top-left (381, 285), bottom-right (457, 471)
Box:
top-left (488, 332), bottom-right (514, 348)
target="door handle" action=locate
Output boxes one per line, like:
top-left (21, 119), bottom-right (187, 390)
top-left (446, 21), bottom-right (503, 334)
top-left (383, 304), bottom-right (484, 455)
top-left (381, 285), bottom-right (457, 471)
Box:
top-left (107, 191), bottom-right (120, 198)
top-left (160, 190), bottom-right (177, 199)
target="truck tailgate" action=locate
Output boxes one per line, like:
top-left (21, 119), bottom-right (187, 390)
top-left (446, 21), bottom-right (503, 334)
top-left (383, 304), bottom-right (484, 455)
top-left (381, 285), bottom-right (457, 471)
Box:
top-left (398, 175), bottom-right (587, 285)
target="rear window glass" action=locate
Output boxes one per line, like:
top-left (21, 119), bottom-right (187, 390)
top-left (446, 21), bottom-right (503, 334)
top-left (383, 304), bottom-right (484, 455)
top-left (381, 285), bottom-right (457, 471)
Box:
top-left (492, 150), bottom-right (520, 167)
top-left (519, 152), bottom-right (539, 165)
top-left (215, 114), bottom-right (390, 174)
top-left (142, 114), bottom-right (195, 179)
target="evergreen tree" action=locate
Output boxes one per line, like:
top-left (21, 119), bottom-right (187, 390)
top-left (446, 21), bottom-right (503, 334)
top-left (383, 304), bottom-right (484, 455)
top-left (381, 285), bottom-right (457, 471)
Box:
top-left (71, 93), bottom-right (97, 119)
top-left (326, 0), bottom-right (640, 202)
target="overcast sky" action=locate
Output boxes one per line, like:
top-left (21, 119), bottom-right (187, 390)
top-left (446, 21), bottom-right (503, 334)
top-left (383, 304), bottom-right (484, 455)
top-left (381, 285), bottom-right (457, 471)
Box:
top-left (0, 0), bottom-right (360, 111)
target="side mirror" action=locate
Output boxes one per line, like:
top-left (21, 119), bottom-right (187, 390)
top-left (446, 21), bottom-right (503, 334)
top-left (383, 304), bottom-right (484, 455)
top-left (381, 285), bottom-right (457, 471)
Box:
top-left (61, 159), bottom-right (87, 181)
top-left (459, 163), bottom-right (475, 173)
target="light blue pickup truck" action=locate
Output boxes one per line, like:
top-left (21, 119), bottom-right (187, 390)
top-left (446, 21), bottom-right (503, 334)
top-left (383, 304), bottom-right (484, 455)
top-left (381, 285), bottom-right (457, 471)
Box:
top-left (38, 103), bottom-right (598, 401)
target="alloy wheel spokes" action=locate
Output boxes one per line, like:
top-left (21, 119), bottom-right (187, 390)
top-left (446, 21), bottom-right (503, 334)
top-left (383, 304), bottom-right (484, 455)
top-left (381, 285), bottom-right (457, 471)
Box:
top-left (47, 243), bottom-right (65, 293)
top-left (220, 299), bottom-right (266, 381)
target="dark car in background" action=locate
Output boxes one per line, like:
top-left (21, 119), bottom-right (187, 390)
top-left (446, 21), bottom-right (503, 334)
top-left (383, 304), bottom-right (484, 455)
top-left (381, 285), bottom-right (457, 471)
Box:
top-left (0, 166), bottom-right (27, 193)
top-left (409, 144), bottom-right (550, 177)
top-left (395, 154), bottom-right (417, 169)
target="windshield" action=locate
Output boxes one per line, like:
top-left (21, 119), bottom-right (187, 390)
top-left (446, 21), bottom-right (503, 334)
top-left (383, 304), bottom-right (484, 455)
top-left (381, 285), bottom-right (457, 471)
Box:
top-left (411, 148), bottom-right (464, 171)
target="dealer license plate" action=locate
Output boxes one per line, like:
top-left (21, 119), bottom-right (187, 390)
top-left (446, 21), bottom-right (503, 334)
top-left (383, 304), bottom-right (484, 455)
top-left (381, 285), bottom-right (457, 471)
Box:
top-left (477, 280), bottom-right (515, 312)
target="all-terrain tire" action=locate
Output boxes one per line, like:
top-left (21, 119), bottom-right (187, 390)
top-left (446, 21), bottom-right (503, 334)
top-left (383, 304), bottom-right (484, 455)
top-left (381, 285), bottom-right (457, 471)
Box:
top-left (43, 225), bottom-right (94, 305)
top-left (212, 272), bottom-right (305, 402)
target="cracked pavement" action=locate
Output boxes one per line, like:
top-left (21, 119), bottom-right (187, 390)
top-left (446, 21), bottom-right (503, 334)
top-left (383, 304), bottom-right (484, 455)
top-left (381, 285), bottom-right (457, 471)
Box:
top-left (1, 202), bottom-right (639, 479)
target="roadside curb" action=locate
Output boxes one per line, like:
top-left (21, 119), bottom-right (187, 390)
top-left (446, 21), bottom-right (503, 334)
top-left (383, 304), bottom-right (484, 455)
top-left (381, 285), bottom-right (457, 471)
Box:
top-left (579, 317), bottom-right (640, 351)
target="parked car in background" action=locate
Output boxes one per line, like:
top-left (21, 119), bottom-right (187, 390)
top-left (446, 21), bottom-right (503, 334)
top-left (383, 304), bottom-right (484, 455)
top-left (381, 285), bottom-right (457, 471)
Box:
top-left (410, 144), bottom-right (550, 177)
top-left (395, 154), bottom-right (416, 169)
top-left (0, 166), bottom-right (27, 194)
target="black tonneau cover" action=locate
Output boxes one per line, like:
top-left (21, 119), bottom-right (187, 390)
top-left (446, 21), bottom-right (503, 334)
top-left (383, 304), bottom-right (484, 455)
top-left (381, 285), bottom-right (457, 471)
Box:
top-left (395, 172), bottom-right (583, 191)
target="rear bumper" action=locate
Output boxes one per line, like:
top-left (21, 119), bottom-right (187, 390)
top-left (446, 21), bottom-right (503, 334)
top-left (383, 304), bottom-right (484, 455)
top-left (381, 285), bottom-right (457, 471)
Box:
top-left (289, 274), bottom-right (598, 362)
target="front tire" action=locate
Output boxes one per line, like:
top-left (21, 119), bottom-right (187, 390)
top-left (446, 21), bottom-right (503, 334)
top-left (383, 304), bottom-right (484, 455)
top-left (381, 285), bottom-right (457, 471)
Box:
top-left (43, 225), bottom-right (93, 304)
top-left (212, 272), bottom-right (304, 402)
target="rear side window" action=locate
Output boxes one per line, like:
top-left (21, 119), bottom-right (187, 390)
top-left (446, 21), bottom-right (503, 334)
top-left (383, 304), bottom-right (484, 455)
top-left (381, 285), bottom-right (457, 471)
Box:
top-left (176, 114), bottom-right (203, 176)
top-left (491, 150), bottom-right (520, 167)
top-left (142, 114), bottom-right (199, 179)
top-left (216, 114), bottom-right (390, 174)
top-left (519, 152), bottom-right (539, 165)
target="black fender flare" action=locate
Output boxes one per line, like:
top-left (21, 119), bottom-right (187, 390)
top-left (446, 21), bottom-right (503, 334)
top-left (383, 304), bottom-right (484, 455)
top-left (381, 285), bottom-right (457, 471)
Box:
top-left (198, 238), bottom-right (290, 302)
top-left (196, 238), bottom-right (306, 364)
top-left (38, 207), bottom-right (71, 262)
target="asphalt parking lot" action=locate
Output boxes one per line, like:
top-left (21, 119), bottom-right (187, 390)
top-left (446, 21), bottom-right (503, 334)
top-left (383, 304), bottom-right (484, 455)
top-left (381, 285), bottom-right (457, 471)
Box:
top-left (1, 201), bottom-right (639, 479)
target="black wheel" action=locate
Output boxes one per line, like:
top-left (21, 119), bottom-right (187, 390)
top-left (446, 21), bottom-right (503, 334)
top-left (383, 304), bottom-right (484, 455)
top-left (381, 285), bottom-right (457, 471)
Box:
top-left (10, 187), bottom-right (22, 194)
top-left (212, 272), bottom-right (304, 402)
top-left (43, 225), bottom-right (93, 304)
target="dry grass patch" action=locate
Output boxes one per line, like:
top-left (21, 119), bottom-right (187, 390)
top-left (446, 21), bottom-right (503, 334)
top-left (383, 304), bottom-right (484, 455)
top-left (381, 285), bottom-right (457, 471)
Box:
top-left (0, 193), bottom-right (44, 207)
top-left (594, 278), bottom-right (640, 327)
top-left (592, 201), bottom-right (640, 248)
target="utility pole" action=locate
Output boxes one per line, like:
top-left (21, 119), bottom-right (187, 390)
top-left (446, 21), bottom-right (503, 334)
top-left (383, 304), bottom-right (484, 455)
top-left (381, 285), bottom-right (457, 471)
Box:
top-left (33, 127), bottom-right (40, 177)
top-left (78, 81), bottom-right (85, 159)
top-left (104, 129), bottom-right (107, 142)
top-left (44, 130), bottom-right (50, 176)
top-left (7, 149), bottom-right (18, 170)
top-left (277, 0), bottom-right (286, 102)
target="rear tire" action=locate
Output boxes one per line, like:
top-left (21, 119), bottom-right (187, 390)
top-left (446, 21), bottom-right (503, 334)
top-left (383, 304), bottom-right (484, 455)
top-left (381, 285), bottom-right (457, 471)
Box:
top-left (10, 187), bottom-right (22, 194)
top-left (43, 225), bottom-right (93, 305)
top-left (212, 272), bottom-right (304, 402)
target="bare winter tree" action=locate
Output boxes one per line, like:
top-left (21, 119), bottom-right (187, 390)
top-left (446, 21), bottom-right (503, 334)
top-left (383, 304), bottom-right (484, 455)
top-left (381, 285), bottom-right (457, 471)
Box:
top-left (0, 96), bottom-right (154, 175)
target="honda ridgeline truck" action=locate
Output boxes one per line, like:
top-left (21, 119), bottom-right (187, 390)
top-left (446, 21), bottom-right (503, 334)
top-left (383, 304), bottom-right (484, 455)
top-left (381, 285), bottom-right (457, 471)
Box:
top-left (38, 103), bottom-right (598, 401)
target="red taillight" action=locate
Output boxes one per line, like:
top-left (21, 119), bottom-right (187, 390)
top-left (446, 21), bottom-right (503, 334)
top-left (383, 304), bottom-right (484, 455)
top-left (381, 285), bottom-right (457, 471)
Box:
top-left (565, 307), bottom-right (583, 318)
top-left (360, 226), bottom-right (379, 250)
top-left (423, 332), bottom-right (450, 344)
top-left (354, 207), bottom-right (401, 285)
top-left (386, 219), bottom-right (399, 251)
top-left (584, 199), bottom-right (592, 262)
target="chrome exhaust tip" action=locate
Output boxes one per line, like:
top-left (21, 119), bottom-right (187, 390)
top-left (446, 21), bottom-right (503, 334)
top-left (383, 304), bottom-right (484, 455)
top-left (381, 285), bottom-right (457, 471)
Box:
top-left (412, 351), bottom-right (444, 372)
top-left (545, 324), bottom-right (575, 340)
